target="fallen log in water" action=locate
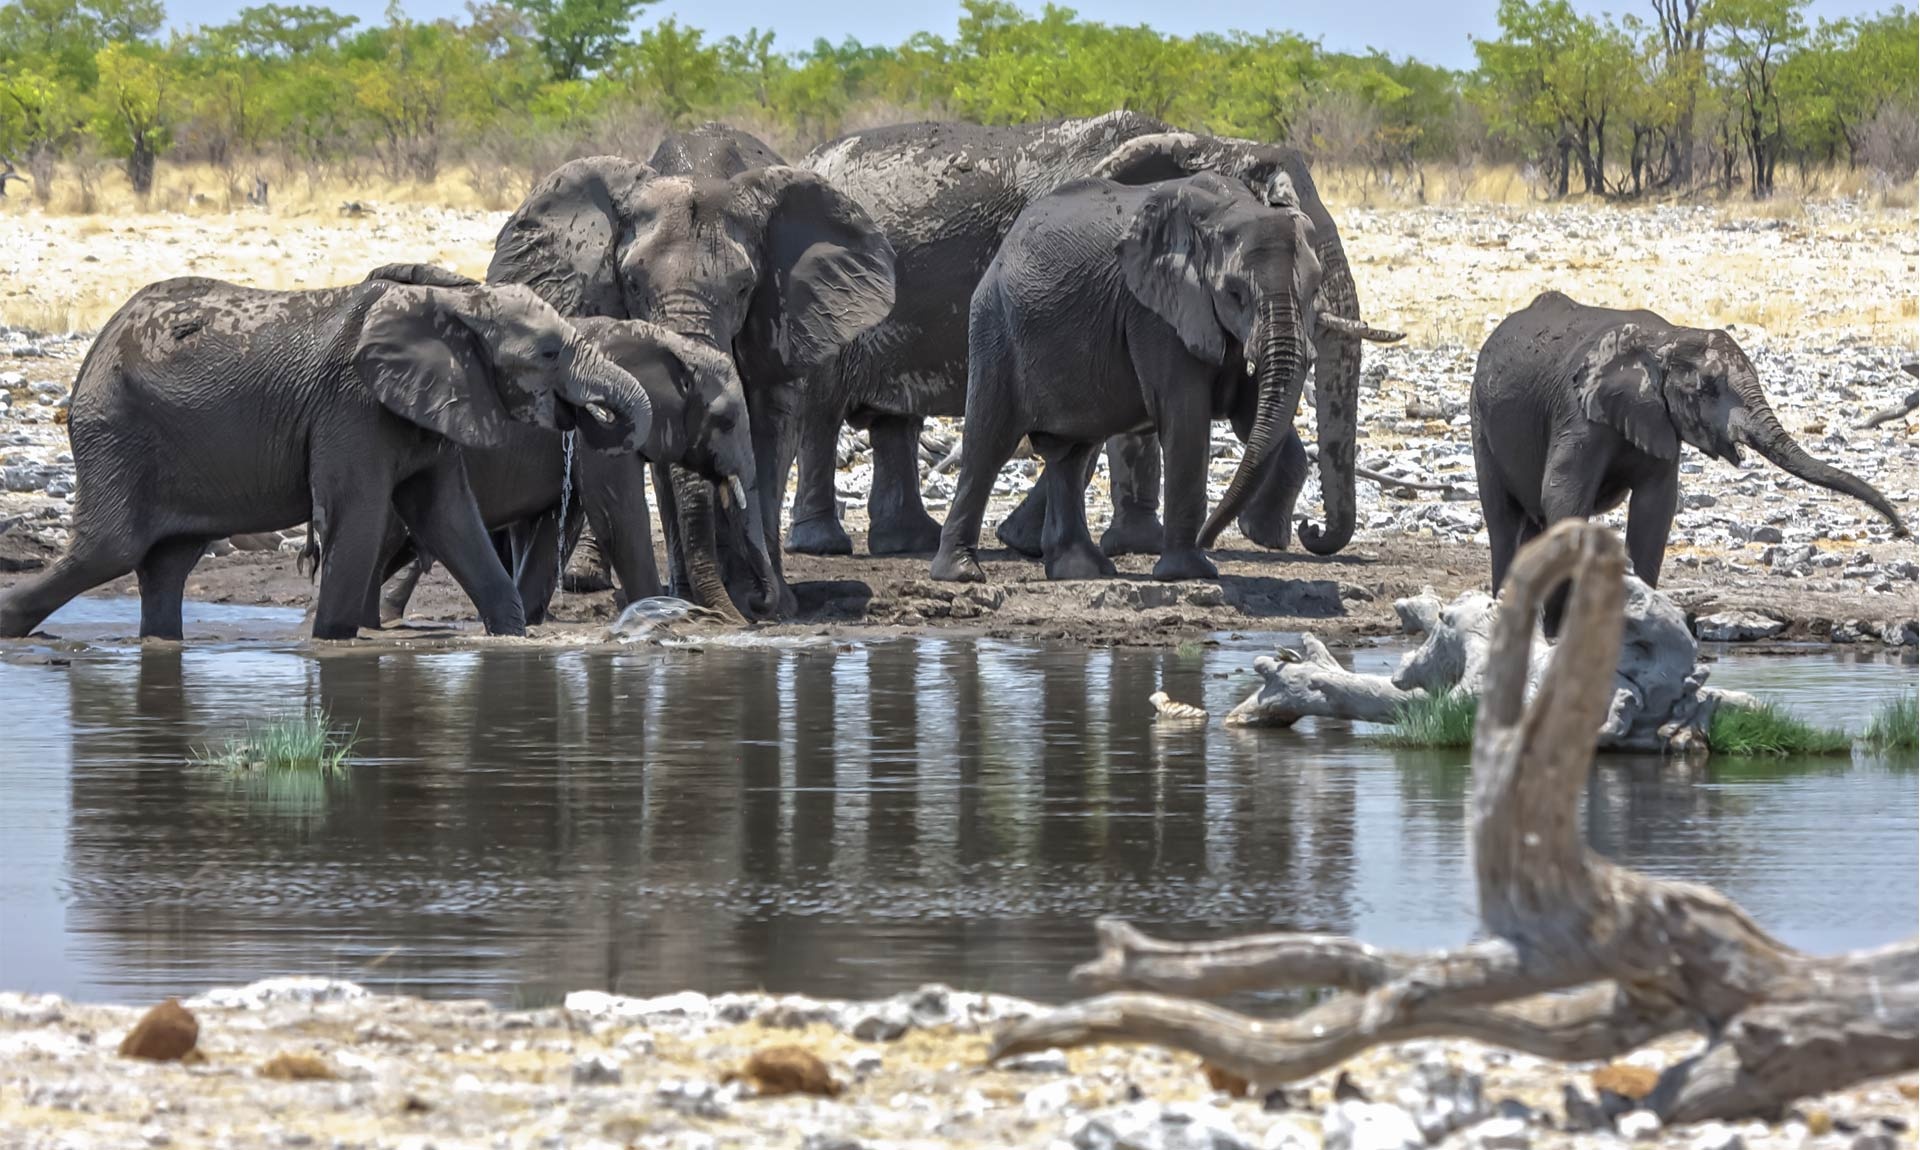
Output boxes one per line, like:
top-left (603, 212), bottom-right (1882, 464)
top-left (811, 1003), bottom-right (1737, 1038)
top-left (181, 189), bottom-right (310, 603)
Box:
top-left (995, 521), bottom-right (1918, 1124)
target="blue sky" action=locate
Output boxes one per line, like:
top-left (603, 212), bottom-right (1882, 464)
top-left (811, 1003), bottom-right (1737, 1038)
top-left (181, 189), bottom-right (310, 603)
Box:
top-left (167, 0), bottom-right (1910, 71)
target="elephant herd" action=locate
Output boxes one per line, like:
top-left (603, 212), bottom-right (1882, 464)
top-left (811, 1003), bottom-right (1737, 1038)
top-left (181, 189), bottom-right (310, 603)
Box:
top-left (0, 111), bottom-right (1907, 641)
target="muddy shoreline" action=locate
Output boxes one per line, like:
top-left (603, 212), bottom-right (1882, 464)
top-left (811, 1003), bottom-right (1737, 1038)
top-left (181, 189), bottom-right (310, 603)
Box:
top-left (1, 527), bottom-right (1915, 650)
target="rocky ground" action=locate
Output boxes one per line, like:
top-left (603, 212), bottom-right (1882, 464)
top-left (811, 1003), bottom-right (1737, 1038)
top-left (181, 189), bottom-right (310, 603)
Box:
top-left (0, 198), bottom-right (1915, 647)
top-left (3, 979), bottom-right (1915, 1150)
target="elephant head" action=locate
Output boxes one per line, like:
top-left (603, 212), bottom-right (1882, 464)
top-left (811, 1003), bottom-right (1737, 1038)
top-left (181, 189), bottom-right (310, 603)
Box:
top-left (488, 156), bottom-right (896, 619)
top-left (573, 317), bottom-right (766, 622)
top-left (355, 279), bottom-right (652, 455)
top-left (1094, 131), bottom-right (1401, 554)
top-left (1117, 173), bottom-right (1325, 548)
top-left (1581, 324), bottom-right (1909, 535)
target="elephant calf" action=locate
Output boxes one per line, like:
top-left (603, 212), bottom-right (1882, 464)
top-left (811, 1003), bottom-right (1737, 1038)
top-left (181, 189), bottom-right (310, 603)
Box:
top-left (1471, 291), bottom-right (1909, 596)
top-left (931, 173), bottom-right (1324, 585)
top-left (0, 275), bottom-right (652, 641)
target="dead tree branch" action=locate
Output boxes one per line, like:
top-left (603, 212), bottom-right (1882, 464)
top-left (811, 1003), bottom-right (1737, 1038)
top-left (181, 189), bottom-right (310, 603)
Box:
top-left (992, 521), bottom-right (1918, 1124)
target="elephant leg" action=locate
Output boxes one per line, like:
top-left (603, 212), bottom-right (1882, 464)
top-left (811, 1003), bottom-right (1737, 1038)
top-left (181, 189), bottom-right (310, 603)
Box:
top-left (513, 509), bottom-right (565, 626)
top-left (652, 462), bottom-right (691, 600)
top-left (390, 461), bottom-right (525, 637)
top-left (996, 473), bottom-right (1050, 558)
top-left (562, 526), bottom-right (612, 593)
top-left (1474, 435), bottom-right (1527, 596)
top-left (786, 397), bottom-right (854, 556)
top-left (0, 528), bottom-right (144, 638)
top-left (1101, 433), bottom-right (1166, 557)
top-left (1534, 445), bottom-right (1605, 637)
top-left (311, 498), bottom-right (394, 641)
top-left (1151, 389), bottom-right (1220, 583)
top-left (379, 548), bottom-right (430, 627)
top-left (752, 380), bottom-right (799, 616)
top-left (136, 536), bottom-right (212, 640)
top-left (866, 414), bottom-right (943, 555)
top-left (1037, 437), bottom-right (1115, 582)
top-left (931, 414), bottom-right (1026, 584)
top-left (584, 467), bottom-right (660, 610)
top-left (1624, 467), bottom-right (1679, 589)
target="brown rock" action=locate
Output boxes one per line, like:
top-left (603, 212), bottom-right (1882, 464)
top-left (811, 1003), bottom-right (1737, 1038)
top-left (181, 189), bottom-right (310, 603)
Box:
top-left (741, 1045), bottom-right (841, 1098)
top-left (1203, 1062), bottom-right (1252, 1097)
top-left (260, 1052), bottom-right (338, 1081)
top-left (1591, 1063), bottom-right (1660, 1100)
top-left (117, 999), bottom-right (198, 1062)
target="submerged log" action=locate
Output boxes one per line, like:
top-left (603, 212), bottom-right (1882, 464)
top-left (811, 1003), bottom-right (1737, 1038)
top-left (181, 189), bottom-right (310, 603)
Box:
top-left (995, 522), bottom-right (1918, 1124)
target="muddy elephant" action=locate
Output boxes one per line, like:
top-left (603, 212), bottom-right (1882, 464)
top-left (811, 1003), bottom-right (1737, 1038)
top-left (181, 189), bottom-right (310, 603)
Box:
top-left (485, 129), bottom-right (896, 618)
top-left (0, 275), bottom-right (650, 641)
top-left (932, 174), bottom-right (1323, 584)
top-left (790, 111), bottom-right (1398, 561)
top-left (1471, 290), bottom-right (1909, 596)
top-left (378, 317), bottom-right (759, 625)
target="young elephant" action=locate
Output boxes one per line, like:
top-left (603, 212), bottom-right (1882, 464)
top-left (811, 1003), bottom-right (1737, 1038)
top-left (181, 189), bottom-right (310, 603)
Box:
top-left (931, 173), bottom-right (1323, 584)
top-left (0, 275), bottom-right (651, 641)
top-left (1472, 291), bottom-right (1909, 595)
top-left (378, 314), bottom-right (760, 625)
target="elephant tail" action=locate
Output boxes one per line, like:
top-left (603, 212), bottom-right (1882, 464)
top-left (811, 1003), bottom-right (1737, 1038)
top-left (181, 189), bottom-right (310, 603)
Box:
top-left (297, 534), bottom-right (320, 581)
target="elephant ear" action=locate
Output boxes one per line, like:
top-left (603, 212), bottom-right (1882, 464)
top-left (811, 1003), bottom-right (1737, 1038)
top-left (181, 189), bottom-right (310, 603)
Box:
top-left (487, 157), bottom-right (654, 317)
top-left (356, 283), bottom-right (516, 449)
top-left (1119, 181), bottom-right (1226, 365)
top-left (733, 166), bottom-right (897, 377)
top-left (1578, 324), bottom-right (1678, 459)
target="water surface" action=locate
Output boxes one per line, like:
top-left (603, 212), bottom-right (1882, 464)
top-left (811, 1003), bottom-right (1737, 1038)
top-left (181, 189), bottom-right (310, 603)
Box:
top-left (0, 602), bottom-right (1912, 1006)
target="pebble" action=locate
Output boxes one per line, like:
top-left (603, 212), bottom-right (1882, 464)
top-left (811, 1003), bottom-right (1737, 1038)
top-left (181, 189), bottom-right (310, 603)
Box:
top-left (1004, 1048), bottom-right (1071, 1074)
top-left (1693, 610), bottom-right (1788, 642)
top-left (570, 1051), bottom-right (623, 1086)
top-left (1619, 1110), bottom-right (1665, 1141)
top-left (1687, 1122), bottom-right (1744, 1150)
top-left (1067, 1101), bottom-right (1255, 1150)
top-left (1322, 1100), bottom-right (1425, 1150)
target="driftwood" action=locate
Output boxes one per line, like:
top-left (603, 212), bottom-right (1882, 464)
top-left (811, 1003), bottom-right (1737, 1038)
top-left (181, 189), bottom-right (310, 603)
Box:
top-left (1226, 577), bottom-right (1749, 753)
top-left (1858, 391), bottom-right (1917, 430)
top-left (1305, 443), bottom-right (1470, 496)
top-left (994, 521), bottom-right (1918, 1124)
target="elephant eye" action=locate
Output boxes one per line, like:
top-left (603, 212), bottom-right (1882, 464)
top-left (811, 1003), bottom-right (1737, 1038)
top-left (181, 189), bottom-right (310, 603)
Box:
top-left (713, 411), bottom-right (736, 433)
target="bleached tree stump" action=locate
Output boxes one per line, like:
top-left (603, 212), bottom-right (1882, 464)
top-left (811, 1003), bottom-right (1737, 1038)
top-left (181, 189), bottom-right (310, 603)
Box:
top-left (994, 522), bottom-right (1918, 1124)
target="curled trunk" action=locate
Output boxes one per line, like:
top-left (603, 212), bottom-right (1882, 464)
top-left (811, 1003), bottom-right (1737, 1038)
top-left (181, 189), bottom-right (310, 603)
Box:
top-left (1300, 241), bottom-right (1361, 555)
top-left (1734, 374), bottom-right (1909, 536)
top-left (669, 466), bottom-right (747, 624)
top-left (563, 343), bottom-right (653, 454)
top-left (1201, 296), bottom-right (1307, 548)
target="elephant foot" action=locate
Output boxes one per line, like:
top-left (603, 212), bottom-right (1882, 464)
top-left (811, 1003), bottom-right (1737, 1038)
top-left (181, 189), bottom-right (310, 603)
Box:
top-left (867, 511), bottom-right (943, 556)
top-left (998, 503), bottom-right (1044, 556)
top-left (1152, 547), bottom-right (1219, 583)
top-left (1100, 509), bottom-right (1165, 556)
top-left (1045, 543), bottom-right (1117, 581)
top-left (311, 620), bottom-right (362, 641)
top-left (562, 555), bottom-right (612, 594)
top-left (786, 514), bottom-right (854, 556)
top-left (930, 546), bottom-right (985, 583)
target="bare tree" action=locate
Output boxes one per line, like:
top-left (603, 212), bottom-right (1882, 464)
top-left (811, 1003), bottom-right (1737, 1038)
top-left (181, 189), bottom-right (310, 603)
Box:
top-left (993, 521), bottom-right (1917, 1125)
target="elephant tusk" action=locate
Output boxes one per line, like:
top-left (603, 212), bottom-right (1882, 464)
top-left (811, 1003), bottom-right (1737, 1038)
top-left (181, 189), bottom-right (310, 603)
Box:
top-left (725, 476), bottom-right (748, 512)
top-left (583, 401), bottom-right (618, 426)
top-left (1319, 314), bottom-right (1405, 343)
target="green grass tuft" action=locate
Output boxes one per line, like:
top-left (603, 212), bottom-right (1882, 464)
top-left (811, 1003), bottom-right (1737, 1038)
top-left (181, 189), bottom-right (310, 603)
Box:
top-left (1860, 693), bottom-right (1918, 751)
top-left (1381, 691), bottom-right (1478, 748)
top-left (193, 712), bottom-right (358, 775)
top-left (1708, 701), bottom-right (1851, 758)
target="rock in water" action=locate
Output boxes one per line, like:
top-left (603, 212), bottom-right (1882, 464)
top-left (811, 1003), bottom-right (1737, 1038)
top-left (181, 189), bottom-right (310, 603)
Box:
top-left (118, 999), bottom-right (198, 1061)
top-left (741, 1045), bottom-right (840, 1097)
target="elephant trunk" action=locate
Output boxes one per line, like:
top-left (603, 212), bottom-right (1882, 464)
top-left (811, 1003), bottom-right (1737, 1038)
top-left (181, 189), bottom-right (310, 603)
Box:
top-left (1201, 295), bottom-right (1307, 548)
top-left (670, 465), bottom-right (748, 623)
top-left (563, 342), bottom-right (653, 454)
top-left (723, 477), bottom-right (780, 618)
top-left (1732, 371), bottom-right (1910, 537)
top-left (1300, 239), bottom-right (1361, 556)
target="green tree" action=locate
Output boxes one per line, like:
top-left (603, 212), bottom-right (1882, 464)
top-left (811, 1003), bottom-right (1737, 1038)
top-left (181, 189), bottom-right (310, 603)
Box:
top-left (88, 37), bottom-right (172, 192)
top-left (1706, 0), bottom-right (1806, 195)
top-left (505, 0), bottom-right (652, 81)
top-left (623, 17), bottom-right (722, 122)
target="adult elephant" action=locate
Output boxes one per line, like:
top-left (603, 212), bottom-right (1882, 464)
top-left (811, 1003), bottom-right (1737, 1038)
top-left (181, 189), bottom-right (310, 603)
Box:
top-left (367, 267), bottom-right (761, 625)
top-left (791, 111), bottom-right (1399, 560)
top-left (932, 174), bottom-right (1325, 584)
top-left (1472, 291), bottom-right (1909, 597)
top-left (485, 127), bottom-right (896, 619)
top-left (0, 275), bottom-right (651, 641)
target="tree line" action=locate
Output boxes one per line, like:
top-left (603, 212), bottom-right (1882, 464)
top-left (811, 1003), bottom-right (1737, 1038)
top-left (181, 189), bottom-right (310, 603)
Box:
top-left (0, 0), bottom-right (1912, 206)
